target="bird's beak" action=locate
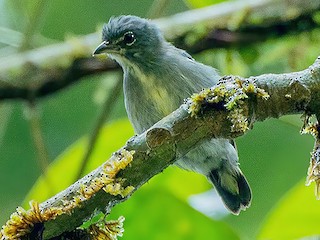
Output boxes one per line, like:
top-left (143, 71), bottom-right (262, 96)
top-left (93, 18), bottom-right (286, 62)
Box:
top-left (93, 41), bottom-right (112, 56)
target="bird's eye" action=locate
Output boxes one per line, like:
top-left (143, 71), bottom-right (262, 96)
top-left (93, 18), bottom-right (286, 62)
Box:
top-left (123, 32), bottom-right (136, 46)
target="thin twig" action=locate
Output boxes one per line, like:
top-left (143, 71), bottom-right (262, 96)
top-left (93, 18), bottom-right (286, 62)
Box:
top-left (18, 0), bottom-right (52, 180)
top-left (75, 77), bottom-right (123, 180)
top-left (19, 0), bottom-right (48, 51)
top-left (26, 102), bottom-right (50, 174)
top-left (0, 103), bottom-right (12, 147)
top-left (26, 101), bottom-right (55, 210)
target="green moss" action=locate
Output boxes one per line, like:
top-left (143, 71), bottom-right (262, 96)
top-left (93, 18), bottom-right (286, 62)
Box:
top-left (188, 76), bottom-right (269, 133)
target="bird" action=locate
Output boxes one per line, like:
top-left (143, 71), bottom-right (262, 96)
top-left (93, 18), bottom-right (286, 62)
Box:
top-left (93, 15), bottom-right (251, 214)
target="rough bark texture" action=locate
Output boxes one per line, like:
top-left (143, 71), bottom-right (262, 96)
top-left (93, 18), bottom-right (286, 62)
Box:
top-left (24, 56), bottom-right (319, 239)
top-left (1, 0), bottom-right (320, 239)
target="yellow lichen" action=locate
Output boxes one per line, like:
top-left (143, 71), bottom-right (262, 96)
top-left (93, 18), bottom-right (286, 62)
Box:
top-left (306, 143), bottom-right (320, 199)
top-left (103, 180), bottom-right (135, 198)
top-left (103, 149), bottom-right (135, 178)
top-left (189, 88), bottom-right (213, 117)
top-left (1, 200), bottom-right (63, 239)
top-left (0, 149), bottom-right (135, 239)
top-left (301, 115), bottom-right (319, 139)
top-left (301, 115), bottom-right (320, 198)
top-left (67, 149), bottom-right (135, 206)
top-left (188, 76), bottom-right (269, 133)
top-left (228, 109), bottom-right (249, 133)
top-left (61, 195), bottom-right (86, 213)
top-left (88, 216), bottom-right (125, 240)
top-left (61, 149), bottom-right (135, 215)
top-left (256, 88), bottom-right (270, 100)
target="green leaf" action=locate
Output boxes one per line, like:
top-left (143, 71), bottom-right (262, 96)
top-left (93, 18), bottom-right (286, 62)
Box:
top-left (184, 0), bottom-right (225, 9)
top-left (258, 180), bottom-right (320, 239)
top-left (80, 211), bottom-right (105, 229)
top-left (279, 115), bottom-right (304, 129)
top-left (222, 118), bottom-right (314, 239)
top-left (151, 166), bottom-right (210, 200)
top-left (22, 118), bottom-right (134, 207)
top-left (108, 186), bottom-right (239, 240)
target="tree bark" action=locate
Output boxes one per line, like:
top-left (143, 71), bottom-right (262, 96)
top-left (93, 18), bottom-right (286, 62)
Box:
top-left (2, 56), bottom-right (316, 239)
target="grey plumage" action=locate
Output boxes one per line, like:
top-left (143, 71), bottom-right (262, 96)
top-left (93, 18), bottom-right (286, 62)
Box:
top-left (94, 15), bottom-right (251, 214)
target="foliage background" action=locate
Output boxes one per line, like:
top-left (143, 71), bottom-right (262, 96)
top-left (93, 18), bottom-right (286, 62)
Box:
top-left (0, 0), bottom-right (319, 239)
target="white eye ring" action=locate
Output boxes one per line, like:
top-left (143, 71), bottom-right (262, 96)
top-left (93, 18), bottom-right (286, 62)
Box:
top-left (123, 31), bottom-right (136, 46)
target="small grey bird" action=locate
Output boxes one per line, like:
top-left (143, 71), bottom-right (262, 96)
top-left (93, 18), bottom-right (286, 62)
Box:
top-left (94, 15), bottom-right (251, 214)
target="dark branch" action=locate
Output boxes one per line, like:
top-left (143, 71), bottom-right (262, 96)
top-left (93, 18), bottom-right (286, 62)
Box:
top-left (0, 58), bottom-right (118, 100)
top-left (177, 12), bottom-right (320, 54)
top-left (0, 0), bottom-right (319, 101)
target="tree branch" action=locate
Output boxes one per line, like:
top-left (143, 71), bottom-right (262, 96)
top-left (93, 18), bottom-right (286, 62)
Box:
top-left (158, 0), bottom-right (320, 53)
top-left (1, 56), bottom-right (319, 239)
top-left (0, 0), bottom-right (319, 101)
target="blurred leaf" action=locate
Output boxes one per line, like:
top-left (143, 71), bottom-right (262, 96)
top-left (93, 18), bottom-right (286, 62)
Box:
top-left (224, 50), bottom-right (250, 77)
top-left (109, 186), bottom-right (239, 240)
top-left (150, 166), bottom-right (210, 200)
top-left (0, 0), bottom-right (27, 32)
top-left (23, 118), bottom-right (134, 207)
top-left (299, 236), bottom-right (320, 240)
top-left (251, 29), bottom-right (320, 75)
top-left (184, 0), bottom-right (225, 9)
top-left (197, 49), bottom-right (250, 77)
top-left (224, 119), bottom-right (313, 239)
top-left (258, 180), bottom-right (320, 239)
top-left (0, 103), bottom-right (12, 147)
top-left (279, 115), bottom-right (303, 129)
top-left (238, 47), bottom-right (260, 65)
top-left (80, 211), bottom-right (105, 229)
top-left (0, 27), bottom-right (22, 47)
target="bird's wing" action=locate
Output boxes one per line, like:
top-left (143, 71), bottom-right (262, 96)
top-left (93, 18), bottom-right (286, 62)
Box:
top-left (176, 47), bottom-right (194, 60)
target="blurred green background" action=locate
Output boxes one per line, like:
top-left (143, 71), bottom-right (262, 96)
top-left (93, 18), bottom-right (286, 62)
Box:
top-left (0, 0), bottom-right (320, 239)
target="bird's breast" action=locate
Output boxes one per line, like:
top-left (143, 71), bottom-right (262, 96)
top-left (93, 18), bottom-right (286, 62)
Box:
top-left (136, 71), bottom-right (174, 116)
top-left (123, 66), bottom-right (180, 133)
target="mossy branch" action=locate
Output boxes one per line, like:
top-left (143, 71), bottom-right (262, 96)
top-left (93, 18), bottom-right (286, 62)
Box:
top-left (1, 56), bottom-right (320, 239)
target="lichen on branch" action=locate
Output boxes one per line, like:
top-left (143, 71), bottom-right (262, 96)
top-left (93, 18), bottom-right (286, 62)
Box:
top-left (88, 216), bottom-right (125, 240)
top-left (0, 201), bottom-right (62, 240)
top-left (301, 115), bottom-right (320, 198)
top-left (188, 76), bottom-right (269, 133)
top-left (0, 149), bottom-right (134, 240)
top-left (1, 56), bottom-right (320, 239)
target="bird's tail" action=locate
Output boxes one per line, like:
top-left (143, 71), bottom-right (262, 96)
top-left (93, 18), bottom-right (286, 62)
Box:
top-left (208, 167), bottom-right (251, 215)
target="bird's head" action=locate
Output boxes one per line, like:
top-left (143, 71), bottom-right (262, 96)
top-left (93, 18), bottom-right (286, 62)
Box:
top-left (93, 15), bottom-right (164, 67)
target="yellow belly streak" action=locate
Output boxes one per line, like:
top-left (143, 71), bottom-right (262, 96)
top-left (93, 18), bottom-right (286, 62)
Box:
top-left (148, 85), bottom-right (172, 116)
top-left (133, 66), bottom-right (173, 116)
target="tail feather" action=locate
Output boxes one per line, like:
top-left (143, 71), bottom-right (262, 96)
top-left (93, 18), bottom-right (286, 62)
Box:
top-left (208, 168), bottom-right (251, 215)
